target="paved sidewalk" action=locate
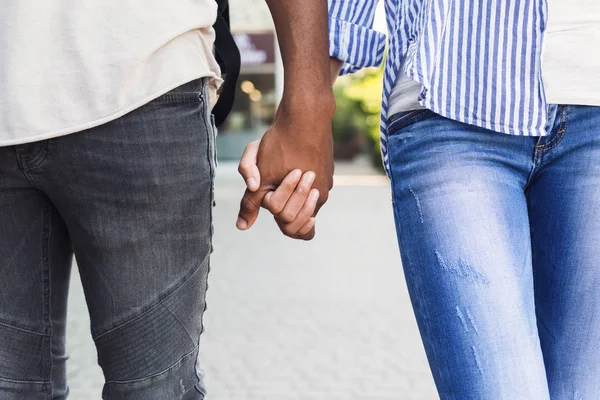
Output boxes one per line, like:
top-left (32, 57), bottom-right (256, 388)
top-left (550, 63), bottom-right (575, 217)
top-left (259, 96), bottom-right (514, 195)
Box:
top-left (65, 161), bottom-right (438, 399)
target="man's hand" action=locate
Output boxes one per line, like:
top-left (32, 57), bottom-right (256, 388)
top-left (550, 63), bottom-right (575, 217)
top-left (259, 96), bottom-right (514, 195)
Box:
top-left (234, 0), bottom-right (336, 240)
top-left (236, 97), bottom-right (335, 240)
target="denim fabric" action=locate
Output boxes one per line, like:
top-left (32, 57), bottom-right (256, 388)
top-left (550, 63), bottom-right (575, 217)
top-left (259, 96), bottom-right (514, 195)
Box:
top-left (388, 105), bottom-right (600, 399)
top-left (0, 79), bottom-right (215, 400)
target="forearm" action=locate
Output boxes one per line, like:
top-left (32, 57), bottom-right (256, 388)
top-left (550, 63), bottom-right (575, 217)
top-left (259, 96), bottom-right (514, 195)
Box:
top-left (265, 0), bottom-right (334, 111)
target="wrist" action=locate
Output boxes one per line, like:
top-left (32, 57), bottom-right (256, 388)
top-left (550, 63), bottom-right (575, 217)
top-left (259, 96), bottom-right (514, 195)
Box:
top-left (280, 87), bottom-right (336, 120)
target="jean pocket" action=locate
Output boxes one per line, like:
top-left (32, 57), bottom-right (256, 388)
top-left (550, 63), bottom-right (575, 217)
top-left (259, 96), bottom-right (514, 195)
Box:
top-left (387, 109), bottom-right (434, 136)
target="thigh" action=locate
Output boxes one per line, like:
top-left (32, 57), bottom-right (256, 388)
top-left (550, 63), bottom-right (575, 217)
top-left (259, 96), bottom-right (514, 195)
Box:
top-left (528, 105), bottom-right (600, 399)
top-left (0, 145), bottom-right (72, 399)
top-left (387, 112), bottom-right (550, 399)
top-left (38, 79), bottom-right (215, 399)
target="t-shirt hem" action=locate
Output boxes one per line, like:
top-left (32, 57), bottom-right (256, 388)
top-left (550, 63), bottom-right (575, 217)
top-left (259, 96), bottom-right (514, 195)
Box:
top-left (0, 72), bottom-right (220, 147)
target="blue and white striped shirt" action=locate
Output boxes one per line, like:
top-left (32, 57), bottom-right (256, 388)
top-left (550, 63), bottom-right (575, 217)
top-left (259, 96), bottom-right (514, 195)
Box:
top-left (328, 0), bottom-right (548, 173)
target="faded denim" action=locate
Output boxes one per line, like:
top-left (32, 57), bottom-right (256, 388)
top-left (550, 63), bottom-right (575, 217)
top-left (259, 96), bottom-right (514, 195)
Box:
top-left (388, 105), bottom-right (600, 399)
top-left (0, 79), bottom-right (215, 400)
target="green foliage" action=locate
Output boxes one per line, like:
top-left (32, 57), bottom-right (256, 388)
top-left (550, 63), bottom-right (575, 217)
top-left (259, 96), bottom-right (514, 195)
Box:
top-left (332, 66), bottom-right (384, 167)
top-left (332, 84), bottom-right (363, 144)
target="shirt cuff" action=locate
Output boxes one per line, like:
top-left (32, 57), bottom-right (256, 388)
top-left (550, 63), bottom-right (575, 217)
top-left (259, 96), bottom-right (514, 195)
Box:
top-left (329, 17), bottom-right (387, 75)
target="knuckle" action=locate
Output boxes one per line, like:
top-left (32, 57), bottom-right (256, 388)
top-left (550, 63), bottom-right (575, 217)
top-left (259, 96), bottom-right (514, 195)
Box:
top-left (239, 196), bottom-right (258, 213)
top-left (269, 201), bottom-right (284, 215)
top-left (278, 211), bottom-right (295, 223)
top-left (296, 186), bottom-right (309, 197)
top-left (237, 163), bottom-right (248, 175)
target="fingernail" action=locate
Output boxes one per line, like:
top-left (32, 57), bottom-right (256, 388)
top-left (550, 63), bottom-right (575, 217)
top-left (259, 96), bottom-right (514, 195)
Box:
top-left (246, 177), bottom-right (257, 190)
top-left (307, 218), bottom-right (316, 228)
top-left (310, 189), bottom-right (320, 201)
top-left (306, 172), bottom-right (316, 183)
top-left (236, 216), bottom-right (248, 230)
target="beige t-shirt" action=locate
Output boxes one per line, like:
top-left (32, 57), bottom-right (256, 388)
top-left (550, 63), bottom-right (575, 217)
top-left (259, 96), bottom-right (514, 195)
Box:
top-left (0, 1), bottom-right (222, 145)
top-left (543, 0), bottom-right (600, 105)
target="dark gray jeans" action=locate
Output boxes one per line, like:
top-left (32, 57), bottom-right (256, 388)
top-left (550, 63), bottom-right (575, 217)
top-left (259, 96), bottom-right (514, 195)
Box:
top-left (0, 79), bottom-right (215, 400)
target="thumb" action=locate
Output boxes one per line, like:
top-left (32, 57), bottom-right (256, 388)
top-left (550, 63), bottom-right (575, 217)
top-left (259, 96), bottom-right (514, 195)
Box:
top-left (237, 187), bottom-right (268, 230)
top-left (238, 140), bottom-right (261, 192)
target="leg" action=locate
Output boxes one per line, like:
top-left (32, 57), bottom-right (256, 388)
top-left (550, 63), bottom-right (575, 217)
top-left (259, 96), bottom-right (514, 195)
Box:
top-left (35, 79), bottom-right (215, 399)
top-left (387, 111), bottom-right (550, 399)
top-left (0, 144), bottom-right (72, 399)
top-left (528, 105), bottom-right (600, 398)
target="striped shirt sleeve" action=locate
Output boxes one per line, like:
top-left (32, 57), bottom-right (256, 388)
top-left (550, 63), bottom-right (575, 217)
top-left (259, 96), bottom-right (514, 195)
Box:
top-left (328, 0), bottom-right (387, 75)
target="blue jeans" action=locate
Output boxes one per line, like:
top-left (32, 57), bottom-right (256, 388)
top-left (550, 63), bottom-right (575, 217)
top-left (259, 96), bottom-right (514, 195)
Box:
top-left (0, 79), bottom-right (215, 399)
top-left (388, 105), bottom-right (600, 399)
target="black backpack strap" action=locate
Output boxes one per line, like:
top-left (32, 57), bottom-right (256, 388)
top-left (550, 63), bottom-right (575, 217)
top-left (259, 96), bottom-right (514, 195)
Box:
top-left (213, 1), bottom-right (240, 127)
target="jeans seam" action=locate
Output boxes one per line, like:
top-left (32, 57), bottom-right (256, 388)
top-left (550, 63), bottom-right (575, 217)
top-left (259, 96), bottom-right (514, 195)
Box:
top-left (535, 105), bottom-right (567, 152)
top-left (200, 81), bottom-right (216, 181)
top-left (0, 377), bottom-right (49, 385)
top-left (533, 106), bottom-right (565, 166)
top-left (541, 124), bottom-right (566, 153)
top-left (92, 252), bottom-right (210, 341)
top-left (103, 345), bottom-right (199, 385)
top-left (387, 138), bottom-right (445, 387)
top-left (161, 304), bottom-right (195, 344)
top-left (197, 80), bottom-right (214, 393)
top-left (0, 320), bottom-right (49, 336)
top-left (540, 106), bottom-right (568, 153)
top-left (391, 195), bottom-right (445, 387)
top-left (41, 204), bottom-right (52, 390)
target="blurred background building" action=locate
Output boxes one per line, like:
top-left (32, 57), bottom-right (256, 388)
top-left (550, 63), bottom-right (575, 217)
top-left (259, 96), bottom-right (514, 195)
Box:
top-left (217, 0), bottom-right (280, 160)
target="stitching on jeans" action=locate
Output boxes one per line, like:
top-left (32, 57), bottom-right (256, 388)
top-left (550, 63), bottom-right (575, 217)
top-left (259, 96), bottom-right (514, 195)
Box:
top-left (41, 204), bottom-right (52, 386)
top-left (0, 376), bottom-right (48, 385)
top-left (536, 106), bottom-right (567, 151)
top-left (534, 106), bottom-right (567, 165)
top-left (541, 124), bottom-right (566, 152)
top-left (0, 320), bottom-right (49, 337)
top-left (386, 134), bottom-right (443, 383)
top-left (198, 79), bottom-right (214, 352)
top-left (390, 193), bottom-right (445, 386)
top-left (388, 110), bottom-right (433, 134)
top-left (92, 252), bottom-right (210, 340)
top-left (541, 107), bottom-right (568, 152)
top-left (161, 304), bottom-right (195, 344)
top-left (535, 109), bottom-right (561, 149)
top-left (104, 345), bottom-right (198, 385)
